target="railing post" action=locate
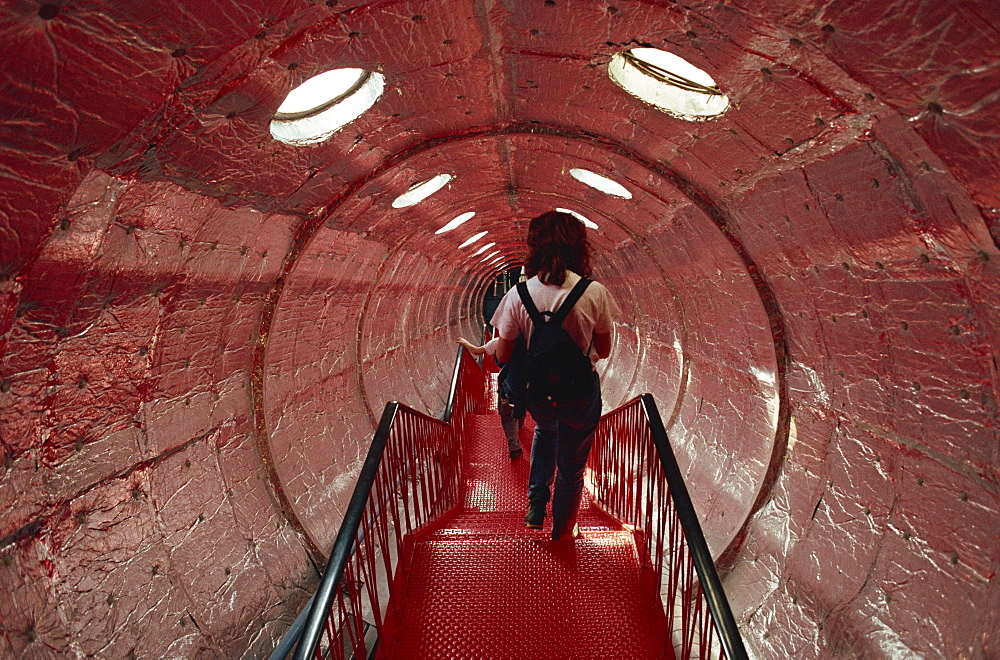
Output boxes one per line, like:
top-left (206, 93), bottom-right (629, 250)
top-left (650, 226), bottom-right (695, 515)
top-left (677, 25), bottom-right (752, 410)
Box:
top-left (640, 394), bottom-right (749, 660)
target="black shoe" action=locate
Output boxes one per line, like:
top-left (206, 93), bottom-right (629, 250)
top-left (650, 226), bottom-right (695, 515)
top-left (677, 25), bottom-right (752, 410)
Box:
top-left (524, 502), bottom-right (545, 529)
top-left (509, 447), bottom-right (523, 459)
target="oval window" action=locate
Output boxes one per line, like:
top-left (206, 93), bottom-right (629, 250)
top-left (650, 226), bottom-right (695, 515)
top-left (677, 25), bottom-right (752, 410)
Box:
top-left (270, 68), bottom-right (385, 145)
top-left (609, 48), bottom-right (729, 120)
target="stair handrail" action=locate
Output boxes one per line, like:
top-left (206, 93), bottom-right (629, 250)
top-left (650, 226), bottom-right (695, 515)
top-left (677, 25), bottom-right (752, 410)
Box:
top-left (287, 346), bottom-right (482, 660)
top-left (589, 394), bottom-right (749, 660)
top-left (640, 394), bottom-right (748, 660)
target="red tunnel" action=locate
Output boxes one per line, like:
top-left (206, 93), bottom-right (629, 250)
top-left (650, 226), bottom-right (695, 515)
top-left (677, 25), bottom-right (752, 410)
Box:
top-left (0, 1), bottom-right (997, 657)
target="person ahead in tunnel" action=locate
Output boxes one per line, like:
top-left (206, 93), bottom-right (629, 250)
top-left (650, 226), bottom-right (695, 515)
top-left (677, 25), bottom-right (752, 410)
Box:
top-left (460, 211), bottom-right (621, 540)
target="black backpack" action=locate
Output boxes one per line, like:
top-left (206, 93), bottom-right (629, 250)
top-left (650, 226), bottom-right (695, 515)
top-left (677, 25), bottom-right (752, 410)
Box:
top-left (514, 278), bottom-right (595, 407)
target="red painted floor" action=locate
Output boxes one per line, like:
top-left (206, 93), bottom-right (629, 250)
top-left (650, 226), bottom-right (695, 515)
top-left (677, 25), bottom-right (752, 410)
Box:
top-left (384, 410), bottom-right (667, 659)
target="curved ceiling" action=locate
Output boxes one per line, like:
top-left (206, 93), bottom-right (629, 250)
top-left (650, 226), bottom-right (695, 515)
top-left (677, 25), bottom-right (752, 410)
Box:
top-left (0, 1), bottom-right (997, 657)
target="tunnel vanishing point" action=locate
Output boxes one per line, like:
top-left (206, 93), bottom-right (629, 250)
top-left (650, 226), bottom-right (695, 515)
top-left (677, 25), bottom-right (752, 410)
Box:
top-left (0, 1), bottom-right (998, 657)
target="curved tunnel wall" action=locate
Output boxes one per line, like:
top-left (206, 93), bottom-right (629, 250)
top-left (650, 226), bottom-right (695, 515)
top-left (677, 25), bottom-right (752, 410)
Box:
top-left (1, 1), bottom-right (997, 657)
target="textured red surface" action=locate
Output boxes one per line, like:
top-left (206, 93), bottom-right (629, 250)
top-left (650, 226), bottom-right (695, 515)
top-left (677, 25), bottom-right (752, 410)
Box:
top-left (386, 413), bottom-right (666, 659)
top-left (0, 0), bottom-right (997, 657)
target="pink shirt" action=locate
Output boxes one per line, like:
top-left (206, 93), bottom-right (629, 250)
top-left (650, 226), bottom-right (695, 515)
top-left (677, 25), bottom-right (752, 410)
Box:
top-left (490, 272), bottom-right (621, 368)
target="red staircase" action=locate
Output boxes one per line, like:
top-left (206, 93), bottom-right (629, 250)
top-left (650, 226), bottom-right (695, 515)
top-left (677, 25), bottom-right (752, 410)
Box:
top-left (382, 410), bottom-right (667, 658)
top-left (286, 350), bottom-right (747, 660)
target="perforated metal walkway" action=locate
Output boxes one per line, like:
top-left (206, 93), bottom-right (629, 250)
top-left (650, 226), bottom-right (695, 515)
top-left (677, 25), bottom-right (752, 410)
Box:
top-left (383, 409), bottom-right (667, 659)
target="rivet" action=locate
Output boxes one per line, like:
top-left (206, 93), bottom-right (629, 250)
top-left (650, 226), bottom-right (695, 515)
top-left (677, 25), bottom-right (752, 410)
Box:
top-left (865, 92), bottom-right (875, 100)
top-left (928, 102), bottom-right (943, 115)
top-left (287, 62), bottom-right (298, 70)
top-left (3, 454), bottom-right (13, 469)
top-left (842, 262), bottom-right (850, 270)
top-left (789, 38), bottom-right (802, 47)
top-left (180, 618), bottom-right (186, 627)
top-left (224, 567), bottom-right (232, 575)
top-left (529, 29), bottom-right (539, 35)
top-left (876, 261), bottom-right (885, 269)
top-left (38, 4), bottom-right (59, 19)
top-left (785, 137), bottom-right (794, 145)
top-left (411, 14), bottom-right (422, 21)
top-left (951, 325), bottom-right (961, 335)
top-left (1, 554), bottom-right (12, 566)
top-left (171, 48), bottom-right (186, 58)
top-left (861, 309), bottom-right (868, 318)
top-left (184, 459), bottom-right (191, 468)
top-left (960, 491), bottom-right (968, 501)
top-left (959, 389), bottom-right (970, 399)
top-left (106, 594), bottom-right (114, 605)
top-left (325, 0), bottom-right (337, 6)
top-left (77, 377), bottom-right (86, 389)
top-left (606, 6), bottom-right (618, 14)
top-left (872, 178), bottom-right (880, 188)
top-left (978, 250), bottom-right (990, 261)
top-left (885, 591), bottom-right (892, 603)
top-left (900, 321), bottom-right (908, 330)
top-left (916, 476), bottom-right (924, 485)
top-left (863, 506), bottom-right (870, 515)
top-left (254, 30), bottom-right (266, 40)
top-left (76, 512), bottom-right (88, 525)
top-left (760, 67), bottom-right (772, 76)
top-left (442, 39), bottom-right (453, 45)
top-left (913, 381), bottom-right (921, 391)
top-left (822, 24), bottom-right (835, 34)
top-left (815, 117), bottom-right (825, 126)
top-left (902, 530), bottom-right (910, 540)
top-left (348, 31), bottom-right (359, 38)
top-left (0, 379), bottom-right (10, 393)
top-left (24, 629), bottom-right (37, 643)
top-left (198, 513), bottom-right (205, 522)
top-left (545, 0), bottom-right (555, 5)
top-left (834, 193), bottom-right (844, 201)
top-left (950, 552), bottom-right (959, 564)
top-left (685, 30), bottom-right (697, 39)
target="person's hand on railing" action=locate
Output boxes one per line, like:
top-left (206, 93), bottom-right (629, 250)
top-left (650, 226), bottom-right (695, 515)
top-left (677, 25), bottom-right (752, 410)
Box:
top-left (457, 337), bottom-right (493, 356)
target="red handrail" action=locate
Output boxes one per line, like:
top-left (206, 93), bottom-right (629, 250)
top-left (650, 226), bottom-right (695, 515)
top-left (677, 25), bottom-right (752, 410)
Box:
top-left (588, 395), bottom-right (748, 660)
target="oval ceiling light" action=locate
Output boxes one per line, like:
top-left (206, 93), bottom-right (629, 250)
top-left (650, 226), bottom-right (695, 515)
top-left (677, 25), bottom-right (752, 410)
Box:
top-left (270, 68), bottom-right (385, 145)
top-left (459, 230), bottom-right (488, 249)
top-left (392, 173), bottom-right (454, 209)
top-left (435, 211), bottom-right (475, 234)
top-left (472, 241), bottom-right (496, 256)
top-left (569, 168), bottom-right (633, 199)
top-left (608, 48), bottom-right (729, 120)
top-left (480, 250), bottom-right (500, 262)
top-left (556, 207), bottom-right (599, 229)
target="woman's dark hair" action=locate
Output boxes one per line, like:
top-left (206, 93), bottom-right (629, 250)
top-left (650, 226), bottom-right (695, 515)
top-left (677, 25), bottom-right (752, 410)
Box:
top-left (523, 210), bottom-right (592, 286)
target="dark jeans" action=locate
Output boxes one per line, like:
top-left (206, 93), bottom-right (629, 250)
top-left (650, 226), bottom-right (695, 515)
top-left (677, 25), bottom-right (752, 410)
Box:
top-left (526, 372), bottom-right (602, 539)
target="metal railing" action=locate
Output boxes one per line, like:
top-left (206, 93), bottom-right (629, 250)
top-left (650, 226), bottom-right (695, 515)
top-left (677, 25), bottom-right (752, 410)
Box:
top-left (588, 394), bottom-right (749, 660)
top-left (288, 348), bottom-right (485, 660)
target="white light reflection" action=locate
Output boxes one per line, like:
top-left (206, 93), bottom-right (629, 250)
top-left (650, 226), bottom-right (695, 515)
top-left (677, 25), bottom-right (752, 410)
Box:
top-left (392, 173), bottom-right (453, 208)
top-left (459, 230), bottom-right (488, 248)
top-left (435, 211), bottom-right (475, 234)
top-left (556, 207), bottom-right (599, 229)
top-left (569, 168), bottom-right (633, 199)
top-left (472, 242), bottom-right (496, 256)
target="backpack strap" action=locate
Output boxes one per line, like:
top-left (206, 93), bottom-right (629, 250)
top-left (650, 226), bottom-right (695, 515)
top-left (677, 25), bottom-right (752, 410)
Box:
top-left (516, 278), bottom-right (592, 327)
top-left (551, 278), bottom-right (591, 326)
top-left (516, 281), bottom-right (544, 325)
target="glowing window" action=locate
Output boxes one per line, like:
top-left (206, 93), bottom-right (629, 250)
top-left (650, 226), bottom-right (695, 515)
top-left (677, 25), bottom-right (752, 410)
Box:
top-left (608, 48), bottom-right (729, 120)
top-left (459, 231), bottom-right (488, 249)
top-left (556, 207), bottom-right (599, 229)
top-left (472, 242), bottom-right (496, 256)
top-left (435, 211), bottom-right (475, 234)
top-left (392, 174), bottom-right (453, 208)
top-left (270, 68), bottom-right (385, 145)
top-left (569, 168), bottom-right (632, 199)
